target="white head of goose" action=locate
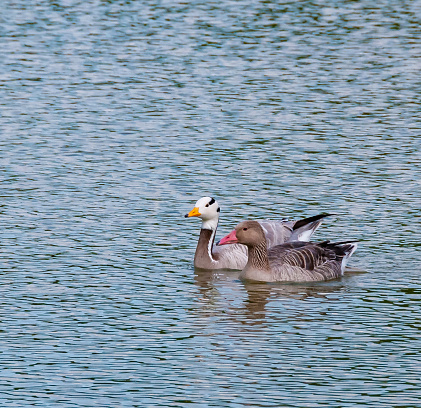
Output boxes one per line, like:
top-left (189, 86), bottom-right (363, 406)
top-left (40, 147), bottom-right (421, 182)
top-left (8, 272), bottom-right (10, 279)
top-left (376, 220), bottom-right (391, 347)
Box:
top-left (185, 196), bottom-right (333, 271)
top-left (218, 220), bottom-right (358, 282)
top-left (185, 196), bottom-right (220, 230)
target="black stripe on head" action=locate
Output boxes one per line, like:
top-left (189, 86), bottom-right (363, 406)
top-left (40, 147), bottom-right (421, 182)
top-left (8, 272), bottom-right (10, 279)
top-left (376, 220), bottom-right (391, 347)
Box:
top-left (208, 197), bottom-right (215, 206)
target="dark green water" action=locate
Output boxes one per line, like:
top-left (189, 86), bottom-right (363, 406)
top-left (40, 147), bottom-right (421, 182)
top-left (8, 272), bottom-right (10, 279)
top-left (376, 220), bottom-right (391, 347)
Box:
top-left (1, 1), bottom-right (420, 407)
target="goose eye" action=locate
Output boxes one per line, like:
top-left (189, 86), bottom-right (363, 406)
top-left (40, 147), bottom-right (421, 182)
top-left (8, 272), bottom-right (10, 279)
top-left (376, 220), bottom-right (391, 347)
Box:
top-left (205, 204), bottom-right (209, 207)
top-left (243, 227), bottom-right (248, 231)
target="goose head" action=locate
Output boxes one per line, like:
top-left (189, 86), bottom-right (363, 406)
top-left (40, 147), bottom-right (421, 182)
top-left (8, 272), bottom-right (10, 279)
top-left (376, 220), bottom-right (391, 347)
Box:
top-left (218, 220), bottom-right (264, 246)
top-left (185, 196), bottom-right (220, 230)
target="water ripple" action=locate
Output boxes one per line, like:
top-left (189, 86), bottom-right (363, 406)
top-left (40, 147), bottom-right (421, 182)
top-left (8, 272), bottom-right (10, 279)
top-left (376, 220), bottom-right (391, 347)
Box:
top-left (1, 0), bottom-right (420, 407)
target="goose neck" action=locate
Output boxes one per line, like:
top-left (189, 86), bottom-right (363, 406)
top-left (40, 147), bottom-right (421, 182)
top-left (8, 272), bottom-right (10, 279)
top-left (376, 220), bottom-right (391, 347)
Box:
top-left (201, 217), bottom-right (219, 231)
top-left (195, 227), bottom-right (217, 266)
top-left (248, 241), bottom-right (270, 270)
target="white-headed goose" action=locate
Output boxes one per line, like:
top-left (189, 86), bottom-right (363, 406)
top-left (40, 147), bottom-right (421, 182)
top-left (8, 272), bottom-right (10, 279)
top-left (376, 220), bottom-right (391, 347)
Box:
top-left (185, 197), bottom-right (332, 270)
top-left (218, 220), bottom-right (358, 282)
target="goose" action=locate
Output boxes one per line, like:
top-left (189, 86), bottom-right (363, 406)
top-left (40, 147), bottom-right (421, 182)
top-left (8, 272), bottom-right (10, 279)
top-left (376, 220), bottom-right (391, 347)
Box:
top-left (217, 220), bottom-right (358, 282)
top-left (185, 196), bottom-right (332, 270)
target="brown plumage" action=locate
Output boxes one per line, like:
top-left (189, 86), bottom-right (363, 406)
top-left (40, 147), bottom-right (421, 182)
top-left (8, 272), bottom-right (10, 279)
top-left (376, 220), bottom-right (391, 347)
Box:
top-left (218, 220), bottom-right (358, 282)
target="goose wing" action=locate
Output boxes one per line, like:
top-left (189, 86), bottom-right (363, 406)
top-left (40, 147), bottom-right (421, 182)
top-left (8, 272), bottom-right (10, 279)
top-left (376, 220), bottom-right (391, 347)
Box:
top-left (258, 213), bottom-right (332, 248)
top-left (257, 220), bottom-right (295, 248)
top-left (268, 241), bottom-right (337, 271)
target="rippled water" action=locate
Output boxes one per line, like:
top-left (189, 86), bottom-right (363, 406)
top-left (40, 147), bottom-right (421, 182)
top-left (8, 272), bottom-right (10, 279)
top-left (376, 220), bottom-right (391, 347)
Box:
top-left (1, 1), bottom-right (420, 407)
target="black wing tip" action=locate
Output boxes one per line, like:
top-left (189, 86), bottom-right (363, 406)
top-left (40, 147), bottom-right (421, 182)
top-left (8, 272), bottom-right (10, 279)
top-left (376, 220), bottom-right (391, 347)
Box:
top-left (318, 239), bottom-right (359, 246)
top-left (327, 240), bottom-right (359, 245)
top-left (318, 240), bottom-right (359, 256)
top-left (293, 213), bottom-right (333, 231)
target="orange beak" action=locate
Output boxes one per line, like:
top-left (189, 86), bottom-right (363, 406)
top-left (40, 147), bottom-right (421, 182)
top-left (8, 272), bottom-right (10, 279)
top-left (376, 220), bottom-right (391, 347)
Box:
top-left (184, 207), bottom-right (201, 218)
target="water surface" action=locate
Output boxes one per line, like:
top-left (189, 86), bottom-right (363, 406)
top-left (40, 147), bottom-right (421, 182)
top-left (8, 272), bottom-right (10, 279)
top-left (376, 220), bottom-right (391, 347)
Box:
top-left (1, 1), bottom-right (420, 407)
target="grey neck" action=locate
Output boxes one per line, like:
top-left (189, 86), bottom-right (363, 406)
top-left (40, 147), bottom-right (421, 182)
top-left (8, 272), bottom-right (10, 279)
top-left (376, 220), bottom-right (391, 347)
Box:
top-left (247, 241), bottom-right (270, 270)
top-left (195, 228), bottom-right (217, 266)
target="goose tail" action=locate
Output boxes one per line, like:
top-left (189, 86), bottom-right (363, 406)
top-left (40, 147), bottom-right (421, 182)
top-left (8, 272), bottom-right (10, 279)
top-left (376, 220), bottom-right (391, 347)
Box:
top-left (320, 240), bottom-right (358, 272)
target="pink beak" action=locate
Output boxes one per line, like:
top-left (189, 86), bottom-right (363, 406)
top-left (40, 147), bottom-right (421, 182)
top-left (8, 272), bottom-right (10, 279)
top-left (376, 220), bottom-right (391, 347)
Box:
top-left (217, 229), bottom-right (238, 246)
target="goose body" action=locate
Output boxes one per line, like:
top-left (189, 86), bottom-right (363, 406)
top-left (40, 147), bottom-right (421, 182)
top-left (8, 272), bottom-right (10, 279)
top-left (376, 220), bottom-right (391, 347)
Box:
top-left (185, 197), bottom-right (332, 270)
top-left (218, 220), bottom-right (358, 282)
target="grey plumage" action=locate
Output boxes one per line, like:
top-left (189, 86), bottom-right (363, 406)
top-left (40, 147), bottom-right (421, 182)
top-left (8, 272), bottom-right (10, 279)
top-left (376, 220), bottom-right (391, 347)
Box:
top-left (194, 228), bottom-right (248, 270)
top-left (218, 220), bottom-right (358, 282)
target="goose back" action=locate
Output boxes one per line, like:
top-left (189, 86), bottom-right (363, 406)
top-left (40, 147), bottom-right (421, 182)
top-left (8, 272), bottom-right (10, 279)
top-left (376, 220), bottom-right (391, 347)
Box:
top-left (241, 240), bottom-right (358, 282)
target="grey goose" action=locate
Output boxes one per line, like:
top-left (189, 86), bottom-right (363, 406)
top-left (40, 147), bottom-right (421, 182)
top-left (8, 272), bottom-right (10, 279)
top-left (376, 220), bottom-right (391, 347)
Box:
top-left (217, 220), bottom-right (358, 282)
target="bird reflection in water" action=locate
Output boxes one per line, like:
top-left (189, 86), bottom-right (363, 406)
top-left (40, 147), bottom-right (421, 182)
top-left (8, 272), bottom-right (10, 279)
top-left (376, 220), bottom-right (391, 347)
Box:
top-left (193, 267), bottom-right (365, 325)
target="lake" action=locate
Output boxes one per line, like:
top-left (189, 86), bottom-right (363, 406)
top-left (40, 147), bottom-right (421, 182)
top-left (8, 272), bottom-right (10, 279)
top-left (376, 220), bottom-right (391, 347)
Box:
top-left (0, 0), bottom-right (420, 407)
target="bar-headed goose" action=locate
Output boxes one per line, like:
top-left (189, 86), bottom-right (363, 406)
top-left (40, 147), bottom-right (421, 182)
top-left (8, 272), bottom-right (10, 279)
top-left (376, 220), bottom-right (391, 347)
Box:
top-left (185, 196), bottom-right (332, 270)
top-left (218, 220), bottom-right (358, 282)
